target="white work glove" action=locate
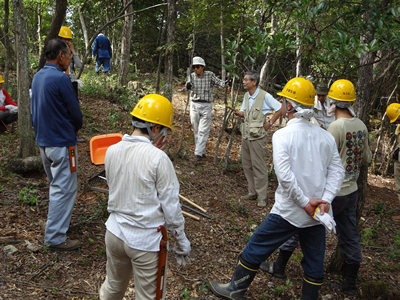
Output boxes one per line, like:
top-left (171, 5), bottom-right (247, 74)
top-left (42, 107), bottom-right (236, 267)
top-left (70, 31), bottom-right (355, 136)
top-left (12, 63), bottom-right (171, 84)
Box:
top-left (5, 105), bottom-right (18, 113)
top-left (76, 80), bottom-right (84, 89)
top-left (173, 233), bottom-right (191, 266)
top-left (313, 207), bottom-right (336, 234)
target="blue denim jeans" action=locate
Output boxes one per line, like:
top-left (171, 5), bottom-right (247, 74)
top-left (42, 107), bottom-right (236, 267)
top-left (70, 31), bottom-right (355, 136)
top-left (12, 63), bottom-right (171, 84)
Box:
top-left (40, 146), bottom-right (78, 246)
top-left (96, 57), bottom-right (111, 73)
top-left (278, 190), bottom-right (362, 265)
top-left (241, 213), bottom-right (326, 278)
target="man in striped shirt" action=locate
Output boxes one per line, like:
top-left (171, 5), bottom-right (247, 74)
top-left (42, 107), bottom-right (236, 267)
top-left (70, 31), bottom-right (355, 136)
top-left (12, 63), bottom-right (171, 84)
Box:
top-left (100, 94), bottom-right (191, 300)
top-left (186, 56), bottom-right (227, 159)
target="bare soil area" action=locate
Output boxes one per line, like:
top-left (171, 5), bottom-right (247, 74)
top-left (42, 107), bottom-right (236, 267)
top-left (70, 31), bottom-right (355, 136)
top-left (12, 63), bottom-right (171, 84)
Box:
top-left (1, 87), bottom-right (399, 299)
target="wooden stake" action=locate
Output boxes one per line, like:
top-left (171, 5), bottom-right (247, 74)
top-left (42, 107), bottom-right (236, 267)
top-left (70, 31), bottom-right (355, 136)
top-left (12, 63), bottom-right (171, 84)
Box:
top-left (179, 194), bottom-right (207, 213)
top-left (182, 211), bottom-right (200, 221)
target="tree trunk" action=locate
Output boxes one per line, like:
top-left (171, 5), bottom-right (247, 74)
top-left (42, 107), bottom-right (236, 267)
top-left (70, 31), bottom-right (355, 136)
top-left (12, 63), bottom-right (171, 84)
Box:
top-left (220, 6), bottom-right (226, 81)
top-left (37, 0), bottom-right (67, 70)
top-left (78, 6), bottom-right (89, 52)
top-left (3, 0), bottom-right (11, 90)
top-left (118, 0), bottom-right (134, 87)
top-left (11, 0), bottom-right (36, 158)
top-left (260, 14), bottom-right (276, 90)
top-left (37, 2), bottom-right (42, 58)
top-left (163, 0), bottom-right (177, 101)
top-left (156, 10), bottom-right (167, 94)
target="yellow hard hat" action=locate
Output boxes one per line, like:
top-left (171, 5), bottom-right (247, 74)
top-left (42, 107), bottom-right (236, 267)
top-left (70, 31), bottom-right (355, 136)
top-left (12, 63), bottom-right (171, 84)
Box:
top-left (130, 94), bottom-right (174, 130)
top-left (0, 75), bottom-right (4, 83)
top-left (386, 103), bottom-right (400, 123)
top-left (277, 77), bottom-right (315, 106)
top-left (58, 26), bottom-right (73, 39)
top-left (328, 79), bottom-right (356, 102)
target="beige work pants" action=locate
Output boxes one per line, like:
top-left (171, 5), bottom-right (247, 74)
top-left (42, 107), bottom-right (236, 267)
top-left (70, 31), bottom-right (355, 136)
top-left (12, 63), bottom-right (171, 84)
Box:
top-left (395, 160), bottom-right (400, 202)
top-left (99, 230), bottom-right (163, 300)
top-left (241, 135), bottom-right (268, 201)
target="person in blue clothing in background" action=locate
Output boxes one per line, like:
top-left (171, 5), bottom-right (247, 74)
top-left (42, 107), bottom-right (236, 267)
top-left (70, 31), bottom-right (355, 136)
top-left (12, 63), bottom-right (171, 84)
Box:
top-left (92, 32), bottom-right (112, 75)
top-left (31, 39), bottom-right (83, 251)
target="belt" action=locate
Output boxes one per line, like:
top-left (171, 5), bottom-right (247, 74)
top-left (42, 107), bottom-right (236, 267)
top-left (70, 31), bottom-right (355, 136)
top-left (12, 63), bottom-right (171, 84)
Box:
top-left (192, 100), bottom-right (210, 103)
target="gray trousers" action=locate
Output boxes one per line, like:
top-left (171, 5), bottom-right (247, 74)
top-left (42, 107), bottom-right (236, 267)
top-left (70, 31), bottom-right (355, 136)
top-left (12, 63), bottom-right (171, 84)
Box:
top-left (190, 101), bottom-right (212, 156)
top-left (39, 146), bottom-right (77, 245)
top-left (100, 230), bottom-right (164, 300)
top-left (241, 135), bottom-right (268, 200)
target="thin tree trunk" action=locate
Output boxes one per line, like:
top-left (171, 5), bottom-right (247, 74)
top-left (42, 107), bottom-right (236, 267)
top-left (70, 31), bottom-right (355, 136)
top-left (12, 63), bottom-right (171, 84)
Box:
top-left (220, 6), bottom-right (226, 81)
top-left (260, 14), bottom-right (276, 90)
top-left (118, 0), bottom-right (134, 87)
top-left (156, 10), bottom-right (166, 94)
top-left (163, 0), bottom-right (177, 101)
top-left (78, 6), bottom-right (89, 51)
top-left (3, 0), bottom-right (11, 90)
top-left (37, 2), bottom-right (42, 58)
top-left (11, 0), bottom-right (36, 158)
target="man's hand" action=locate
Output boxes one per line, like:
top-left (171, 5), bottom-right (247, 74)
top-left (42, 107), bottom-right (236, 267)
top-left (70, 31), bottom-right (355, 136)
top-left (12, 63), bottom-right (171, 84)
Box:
top-left (234, 109), bottom-right (244, 118)
top-left (263, 122), bottom-right (271, 131)
top-left (304, 199), bottom-right (328, 217)
top-left (65, 40), bottom-right (76, 54)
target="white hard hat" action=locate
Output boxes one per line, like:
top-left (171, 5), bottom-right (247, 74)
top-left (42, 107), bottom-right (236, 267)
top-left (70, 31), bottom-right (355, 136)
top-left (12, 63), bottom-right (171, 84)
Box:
top-left (192, 56), bottom-right (205, 66)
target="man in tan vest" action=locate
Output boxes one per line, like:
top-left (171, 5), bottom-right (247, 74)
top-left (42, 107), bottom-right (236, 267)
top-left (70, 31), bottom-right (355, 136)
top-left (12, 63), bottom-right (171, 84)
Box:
top-left (234, 71), bottom-right (282, 207)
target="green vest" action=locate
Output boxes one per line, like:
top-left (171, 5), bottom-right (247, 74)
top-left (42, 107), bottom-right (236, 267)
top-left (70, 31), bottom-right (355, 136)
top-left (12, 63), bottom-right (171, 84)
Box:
top-left (242, 89), bottom-right (267, 140)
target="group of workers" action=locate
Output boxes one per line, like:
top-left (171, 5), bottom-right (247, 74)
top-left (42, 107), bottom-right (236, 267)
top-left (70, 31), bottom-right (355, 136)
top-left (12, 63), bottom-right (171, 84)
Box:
top-left (3, 33), bottom-right (400, 299)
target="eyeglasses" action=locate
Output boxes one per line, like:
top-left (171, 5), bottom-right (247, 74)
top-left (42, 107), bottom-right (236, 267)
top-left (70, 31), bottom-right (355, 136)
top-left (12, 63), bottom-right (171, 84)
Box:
top-left (193, 65), bottom-right (202, 69)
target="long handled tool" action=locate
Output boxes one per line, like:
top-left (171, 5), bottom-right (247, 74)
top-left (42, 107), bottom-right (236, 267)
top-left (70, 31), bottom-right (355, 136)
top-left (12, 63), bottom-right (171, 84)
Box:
top-left (156, 225), bottom-right (168, 300)
top-left (181, 204), bottom-right (212, 219)
top-left (178, 194), bottom-right (207, 213)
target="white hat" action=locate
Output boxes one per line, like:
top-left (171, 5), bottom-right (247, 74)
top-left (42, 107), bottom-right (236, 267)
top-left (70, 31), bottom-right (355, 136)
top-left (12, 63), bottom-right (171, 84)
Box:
top-left (192, 56), bottom-right (205, 66)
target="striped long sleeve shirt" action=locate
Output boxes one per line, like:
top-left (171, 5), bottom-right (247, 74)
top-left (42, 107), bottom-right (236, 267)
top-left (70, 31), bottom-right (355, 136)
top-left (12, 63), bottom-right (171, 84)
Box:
top-left (188, 70), bottom-right (226, 102)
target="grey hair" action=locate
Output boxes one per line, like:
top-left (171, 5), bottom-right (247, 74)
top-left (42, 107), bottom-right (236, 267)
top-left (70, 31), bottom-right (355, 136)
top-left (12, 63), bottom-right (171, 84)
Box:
top-left (245, 70), bottom-right (260, 87)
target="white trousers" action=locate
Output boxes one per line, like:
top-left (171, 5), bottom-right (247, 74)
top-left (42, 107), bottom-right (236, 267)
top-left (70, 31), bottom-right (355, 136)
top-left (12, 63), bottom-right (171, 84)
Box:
top-left (190, 101), bottom-right (212, 156)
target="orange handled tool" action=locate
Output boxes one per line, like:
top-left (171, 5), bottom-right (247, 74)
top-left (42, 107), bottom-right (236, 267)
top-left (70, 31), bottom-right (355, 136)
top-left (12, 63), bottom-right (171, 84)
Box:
top-left (156, 225), bottom-right (168, 300)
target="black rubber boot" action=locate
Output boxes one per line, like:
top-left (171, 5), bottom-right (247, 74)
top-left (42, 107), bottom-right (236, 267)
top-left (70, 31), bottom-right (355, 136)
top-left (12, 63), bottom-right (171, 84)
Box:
top-left (341, 263), bottom-right (360, 296)
top-left (209, 255), bottom-right (258, 300)
top-left (301, 273), bottom-right (323, 300)
top-left (259, 249), bottom-right (293, 278)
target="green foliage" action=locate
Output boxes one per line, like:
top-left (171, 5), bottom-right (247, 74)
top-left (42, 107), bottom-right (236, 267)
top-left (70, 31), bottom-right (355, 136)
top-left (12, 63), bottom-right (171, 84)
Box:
top-left (372, 201), bottom-right (393, 217)
top-left (389, 230), bottom-right (400, 260)
top-left (362, 227), bottom-right (376, 246)
top-left (18, 186), bottom-right (37, 206)
top-left (274, 278), bottom-right (293, 296)
top-left (179, 287), bottom-right (192, 299)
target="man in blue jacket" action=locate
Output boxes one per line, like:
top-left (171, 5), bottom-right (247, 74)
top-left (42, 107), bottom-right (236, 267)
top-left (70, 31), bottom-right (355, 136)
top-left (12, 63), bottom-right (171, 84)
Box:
top-left (31, 39), bottom-right (83, 251)
top-left (92, 32), bottom-right (112, 75)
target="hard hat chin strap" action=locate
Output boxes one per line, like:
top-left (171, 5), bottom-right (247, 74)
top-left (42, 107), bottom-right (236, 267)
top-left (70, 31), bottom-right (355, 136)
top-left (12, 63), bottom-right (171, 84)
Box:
top-left (283, 98), bottom-right (299, 122)
top-left (132, 121), bottom-right (168, 142)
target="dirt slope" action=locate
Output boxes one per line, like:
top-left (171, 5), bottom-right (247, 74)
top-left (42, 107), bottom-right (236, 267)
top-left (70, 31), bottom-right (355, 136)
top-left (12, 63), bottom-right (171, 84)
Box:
top-left (0, 88), bottom-right (399, 299)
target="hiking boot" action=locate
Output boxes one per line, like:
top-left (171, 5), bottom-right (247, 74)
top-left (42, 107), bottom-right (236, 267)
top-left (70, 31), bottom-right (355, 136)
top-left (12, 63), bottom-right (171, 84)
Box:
top-left (241, 194), bottom-right (257, 200)
top-left (48, 239), bottom-right (81, 251)
top-left (258, 199), bottom-right (267, 207)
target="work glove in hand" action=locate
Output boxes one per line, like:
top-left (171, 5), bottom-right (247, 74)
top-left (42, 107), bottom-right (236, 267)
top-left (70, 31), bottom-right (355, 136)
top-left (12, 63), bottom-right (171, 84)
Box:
top-left (5, 105), bottom-right (14, 111)
top-left (226, 78), bottom-right (232, 87)
top-left (173, 233), bottom-right (191, 266)
top-left (185, 82), bottom-right (192, 90)
top-left (313, 207), bottom-right (336, 234)
top-left (175, 254), bottom-right (190, 266)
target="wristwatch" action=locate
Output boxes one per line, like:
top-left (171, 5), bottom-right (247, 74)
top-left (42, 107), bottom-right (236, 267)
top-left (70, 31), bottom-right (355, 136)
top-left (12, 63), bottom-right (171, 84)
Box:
top-left (269, 120), bottom-right (273, 126)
